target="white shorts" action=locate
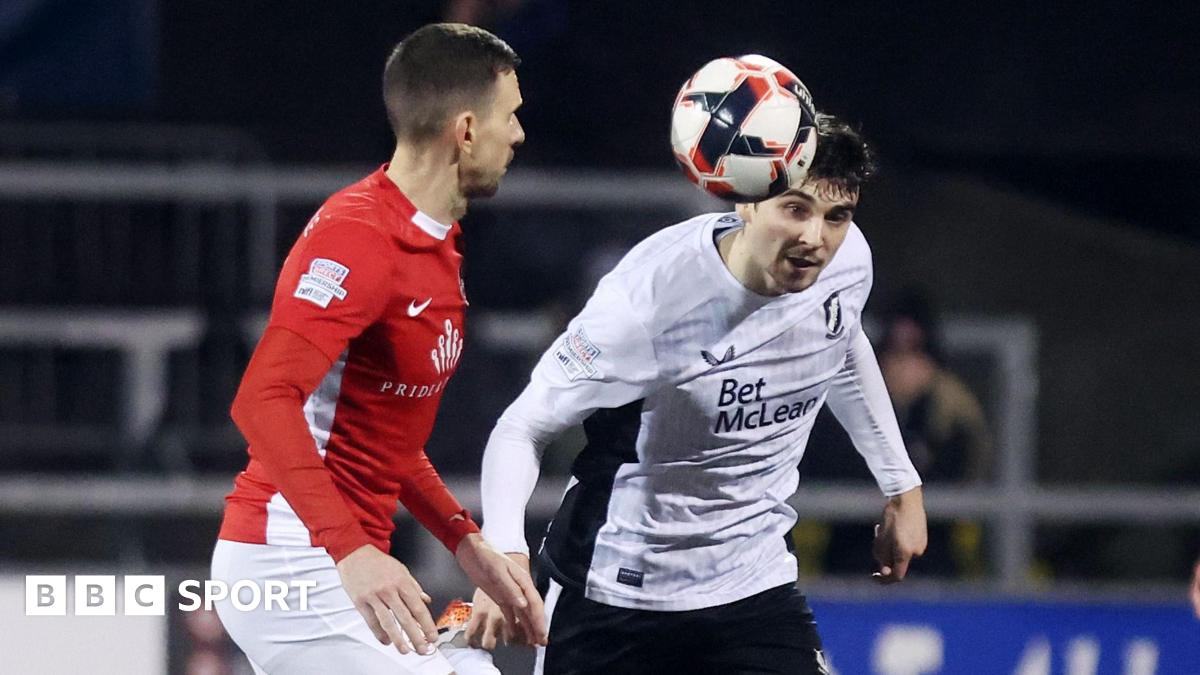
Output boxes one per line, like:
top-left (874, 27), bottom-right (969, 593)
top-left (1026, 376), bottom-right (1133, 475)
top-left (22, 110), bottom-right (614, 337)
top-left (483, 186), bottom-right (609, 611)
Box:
top-left (212, 539), bottom-right (492, 675)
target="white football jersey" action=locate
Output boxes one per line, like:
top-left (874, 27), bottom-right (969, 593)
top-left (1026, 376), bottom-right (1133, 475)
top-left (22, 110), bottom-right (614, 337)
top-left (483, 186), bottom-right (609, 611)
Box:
top-left (482, 211), bottom-right (921, 611)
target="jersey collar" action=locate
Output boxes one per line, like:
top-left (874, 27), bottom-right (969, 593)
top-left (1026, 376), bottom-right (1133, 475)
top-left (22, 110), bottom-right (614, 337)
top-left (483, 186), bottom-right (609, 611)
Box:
top-left (373, 164), bottom-right (454, 241)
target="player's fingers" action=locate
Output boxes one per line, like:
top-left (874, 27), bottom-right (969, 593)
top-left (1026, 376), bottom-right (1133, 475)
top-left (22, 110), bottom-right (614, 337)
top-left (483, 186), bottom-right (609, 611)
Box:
top-left (516, 616), bottom-right (541, 646)
top-left (358, 600), bottom-right (391, 644)
top-left (495, 598), bottom-right (519, 631)
top-left (891, 555), bottom-right (911, 581)
top-left (385, 594), bottom-right (432, 655)
top-left (420, 591), bottom-right (432, 605)
top-left (871, 524), bottom-right (890, 563)
top-left (510, 567), bottom-right (548, 644)
top-left (397, 587), bottom-right (439, 645)
top-left (480, 613), bottom-right (499, 651)
top-left (465, 609), bottom-right (486, 648)
top-left (499, 615), bottom-right (515, 646)
top-left (507, 614), bottom-right (531, 646)
top-left (496, 573), bottom-right (530, 612)
top-left (371, 599), bottom-right (408, 652)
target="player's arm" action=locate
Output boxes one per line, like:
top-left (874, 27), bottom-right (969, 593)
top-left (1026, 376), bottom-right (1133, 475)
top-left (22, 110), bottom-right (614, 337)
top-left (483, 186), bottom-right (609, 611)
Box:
top-left (392, 451), bottom-right (547, 647)
top-left (468, 283), bottom-right (659, 648)
top-left (231, 327), bottom-right (371, 556)
top-left (826, 324), bottom-right (927, 583)
top-left (232, 220), bottom-right (441, 655)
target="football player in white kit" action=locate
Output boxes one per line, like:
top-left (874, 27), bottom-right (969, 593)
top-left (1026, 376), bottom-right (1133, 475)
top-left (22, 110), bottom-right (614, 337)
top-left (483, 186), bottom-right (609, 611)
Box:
top-left (468, 113), bottom-right (928, 674)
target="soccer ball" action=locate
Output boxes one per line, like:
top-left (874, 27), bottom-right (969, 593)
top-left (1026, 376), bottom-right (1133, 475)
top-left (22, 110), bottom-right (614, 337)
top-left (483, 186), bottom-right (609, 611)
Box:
top-left (670, 55), bottom-right (818, 202)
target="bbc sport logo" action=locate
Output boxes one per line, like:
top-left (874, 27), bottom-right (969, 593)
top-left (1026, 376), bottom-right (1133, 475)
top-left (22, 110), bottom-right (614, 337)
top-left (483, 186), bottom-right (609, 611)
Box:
top-left (25, 575), bottom-right (316, 616)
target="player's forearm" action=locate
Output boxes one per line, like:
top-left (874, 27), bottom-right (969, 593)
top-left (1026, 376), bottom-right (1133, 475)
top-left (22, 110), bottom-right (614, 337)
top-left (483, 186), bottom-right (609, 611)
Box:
top-left (827, 327), bottom-right (922, 496)
top-left (888, 484), bottom-right (924, 508)
top-left (231, 327), bottom-right (372, 561)
top-left (396, 453), bottom-right (480, 553)
top-left (480, 414), bottom-right (549, 555)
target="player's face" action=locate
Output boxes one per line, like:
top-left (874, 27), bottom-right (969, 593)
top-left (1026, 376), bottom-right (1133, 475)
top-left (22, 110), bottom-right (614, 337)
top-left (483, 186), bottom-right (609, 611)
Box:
top-left (460, 70), bottom-right (525, 198)
top-left (735, 179), bottom-right (858, 295)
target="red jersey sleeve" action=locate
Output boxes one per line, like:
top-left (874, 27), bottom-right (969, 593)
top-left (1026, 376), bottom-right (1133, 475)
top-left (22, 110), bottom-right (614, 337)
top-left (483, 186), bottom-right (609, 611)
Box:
top-left (268, 218), bottom-right (394, 362)
top-left (230, 217), bottom-right (396, 562)
top-left (397, 453), bottom-right (481, 554)
top-left (231, 326), bottom-right (374, 562)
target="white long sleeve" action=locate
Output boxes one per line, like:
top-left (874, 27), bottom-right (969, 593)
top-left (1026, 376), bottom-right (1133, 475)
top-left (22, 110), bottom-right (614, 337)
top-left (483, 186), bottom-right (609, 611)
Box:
top-left (480, 282), bottom-right (659, 555)
top-left (825, 325), bottom-right (923, 496)
top-left (479, 411), bottom-right (553, 555)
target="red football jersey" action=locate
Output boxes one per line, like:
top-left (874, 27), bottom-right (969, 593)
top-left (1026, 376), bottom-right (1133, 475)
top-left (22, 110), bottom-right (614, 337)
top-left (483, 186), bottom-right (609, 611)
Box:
top-left (219, 166), bottom-right (476, 559)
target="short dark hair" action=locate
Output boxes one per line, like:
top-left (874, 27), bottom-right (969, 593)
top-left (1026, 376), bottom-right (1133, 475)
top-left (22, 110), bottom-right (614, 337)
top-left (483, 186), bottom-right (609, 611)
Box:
top-left (382, 23), bottom-right (520, 143)
top-left (805, 112), bottom-right (878, 194)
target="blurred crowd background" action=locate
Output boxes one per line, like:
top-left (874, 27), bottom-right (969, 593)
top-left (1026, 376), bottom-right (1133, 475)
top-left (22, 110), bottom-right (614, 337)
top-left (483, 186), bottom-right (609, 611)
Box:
top-left (1, 1), bottom-right (1198, 673)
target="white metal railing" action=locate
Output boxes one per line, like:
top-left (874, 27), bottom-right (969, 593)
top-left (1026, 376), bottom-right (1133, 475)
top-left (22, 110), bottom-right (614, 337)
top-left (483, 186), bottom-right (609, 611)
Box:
top-left (0, 310), bottom-right (204, 457)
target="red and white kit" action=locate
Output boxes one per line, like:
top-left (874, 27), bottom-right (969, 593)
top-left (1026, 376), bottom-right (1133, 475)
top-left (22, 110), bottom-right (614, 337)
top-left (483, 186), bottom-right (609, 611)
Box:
top-left (213, 166), bottom-right (488, 675)
top-left (220, 165), bottom-right (476, 559)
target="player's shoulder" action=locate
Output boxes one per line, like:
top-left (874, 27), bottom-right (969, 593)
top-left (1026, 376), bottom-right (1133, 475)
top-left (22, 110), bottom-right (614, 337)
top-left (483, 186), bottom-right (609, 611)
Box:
top-left (316, 174), bottom-right (392, 229)
top-left (300, 174), bottom-right (398, 247)
top-left (605, 211), bottom-right (727, 287)
top-left (597, 212), bottom-right (729, 328)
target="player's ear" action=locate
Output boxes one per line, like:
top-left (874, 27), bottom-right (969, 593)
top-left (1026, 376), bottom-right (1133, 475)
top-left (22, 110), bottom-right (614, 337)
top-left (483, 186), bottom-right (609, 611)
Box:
top-left (453, 111), bottom-right (476, 154)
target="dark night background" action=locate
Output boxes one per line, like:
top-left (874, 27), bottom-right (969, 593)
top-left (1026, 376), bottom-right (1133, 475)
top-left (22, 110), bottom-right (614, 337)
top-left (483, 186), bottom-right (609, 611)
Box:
top-left (1, 0), bottom-right (1198, 587)
top-left (2, 2), bottom-right (1199, 671)
top-left (5, 1), bottom-right (1199, 241)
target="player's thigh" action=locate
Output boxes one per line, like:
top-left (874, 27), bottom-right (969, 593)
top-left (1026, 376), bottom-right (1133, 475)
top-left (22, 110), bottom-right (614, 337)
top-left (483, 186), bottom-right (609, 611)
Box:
top-left (696, 584), bottom-right (828, 675)
top-left (210, 540), bottom-right (453, 675)
top-left (538, 580), bottom-right (676, 675)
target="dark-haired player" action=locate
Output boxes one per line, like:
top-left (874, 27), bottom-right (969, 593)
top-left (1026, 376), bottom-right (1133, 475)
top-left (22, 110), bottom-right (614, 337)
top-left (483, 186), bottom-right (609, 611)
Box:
top-left (472, 113), bottom-right (927, 674)
top-left (211, 23), bottom-right (545, 675)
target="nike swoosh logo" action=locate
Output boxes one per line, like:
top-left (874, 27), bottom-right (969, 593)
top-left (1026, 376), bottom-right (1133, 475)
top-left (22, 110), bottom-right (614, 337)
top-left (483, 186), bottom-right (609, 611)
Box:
top-left (407, 297), bottom-right (433, 317)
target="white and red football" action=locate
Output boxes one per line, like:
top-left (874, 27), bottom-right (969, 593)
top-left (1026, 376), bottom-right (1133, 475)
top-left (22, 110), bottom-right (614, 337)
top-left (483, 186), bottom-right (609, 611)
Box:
top-left (670, 55), bottom-right (817, 202)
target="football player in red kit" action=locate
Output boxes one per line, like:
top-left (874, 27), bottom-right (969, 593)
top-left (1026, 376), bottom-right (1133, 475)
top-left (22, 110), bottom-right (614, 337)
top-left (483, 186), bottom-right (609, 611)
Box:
top-left (211, 23), bottom-right (545, 675)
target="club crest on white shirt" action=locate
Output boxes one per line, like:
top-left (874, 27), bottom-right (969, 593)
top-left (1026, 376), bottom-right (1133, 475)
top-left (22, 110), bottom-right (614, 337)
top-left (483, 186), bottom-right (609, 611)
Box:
top-left (824, 292), bottom-right (844, 339)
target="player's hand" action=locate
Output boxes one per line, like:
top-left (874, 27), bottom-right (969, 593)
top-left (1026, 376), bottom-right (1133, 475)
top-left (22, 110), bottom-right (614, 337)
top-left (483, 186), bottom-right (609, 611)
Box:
top-left (872, 486), bottom-right (928, 584)
top-left (465, 587), bottom-right (511, 650)
top-left (456, 535), bottom-right (548, 646)
top-left (336, 545), bottom-right (438, 655)
top-left (1189, 557), bottom-right (1200, 619)
top-left (465, 553), bottom-right (541, 649)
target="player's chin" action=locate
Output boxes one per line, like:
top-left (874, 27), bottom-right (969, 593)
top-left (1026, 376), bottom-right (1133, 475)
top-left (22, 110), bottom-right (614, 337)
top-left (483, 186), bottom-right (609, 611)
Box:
top-left (462, 171), bottom-right (504, 199)
top-left (774, 266), bottom-right (820, 294)
top-left (463, 179), bottom-right (501, 199)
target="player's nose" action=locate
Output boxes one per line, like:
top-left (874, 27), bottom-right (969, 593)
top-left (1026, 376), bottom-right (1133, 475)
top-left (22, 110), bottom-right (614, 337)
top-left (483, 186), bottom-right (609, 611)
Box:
top-left (512, 118), bottom-right (526, 148)
top-left (795, 216), bottom-right (823, 248)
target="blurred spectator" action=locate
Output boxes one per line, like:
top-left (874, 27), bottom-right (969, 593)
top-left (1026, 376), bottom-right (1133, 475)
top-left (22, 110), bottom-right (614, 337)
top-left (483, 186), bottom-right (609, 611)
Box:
top-left (877, 289), bottom-right (992, 578)
top-left (795, 289), bottom-right (993, 578)
top-left (878, 289), bottom-right (992, 484)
